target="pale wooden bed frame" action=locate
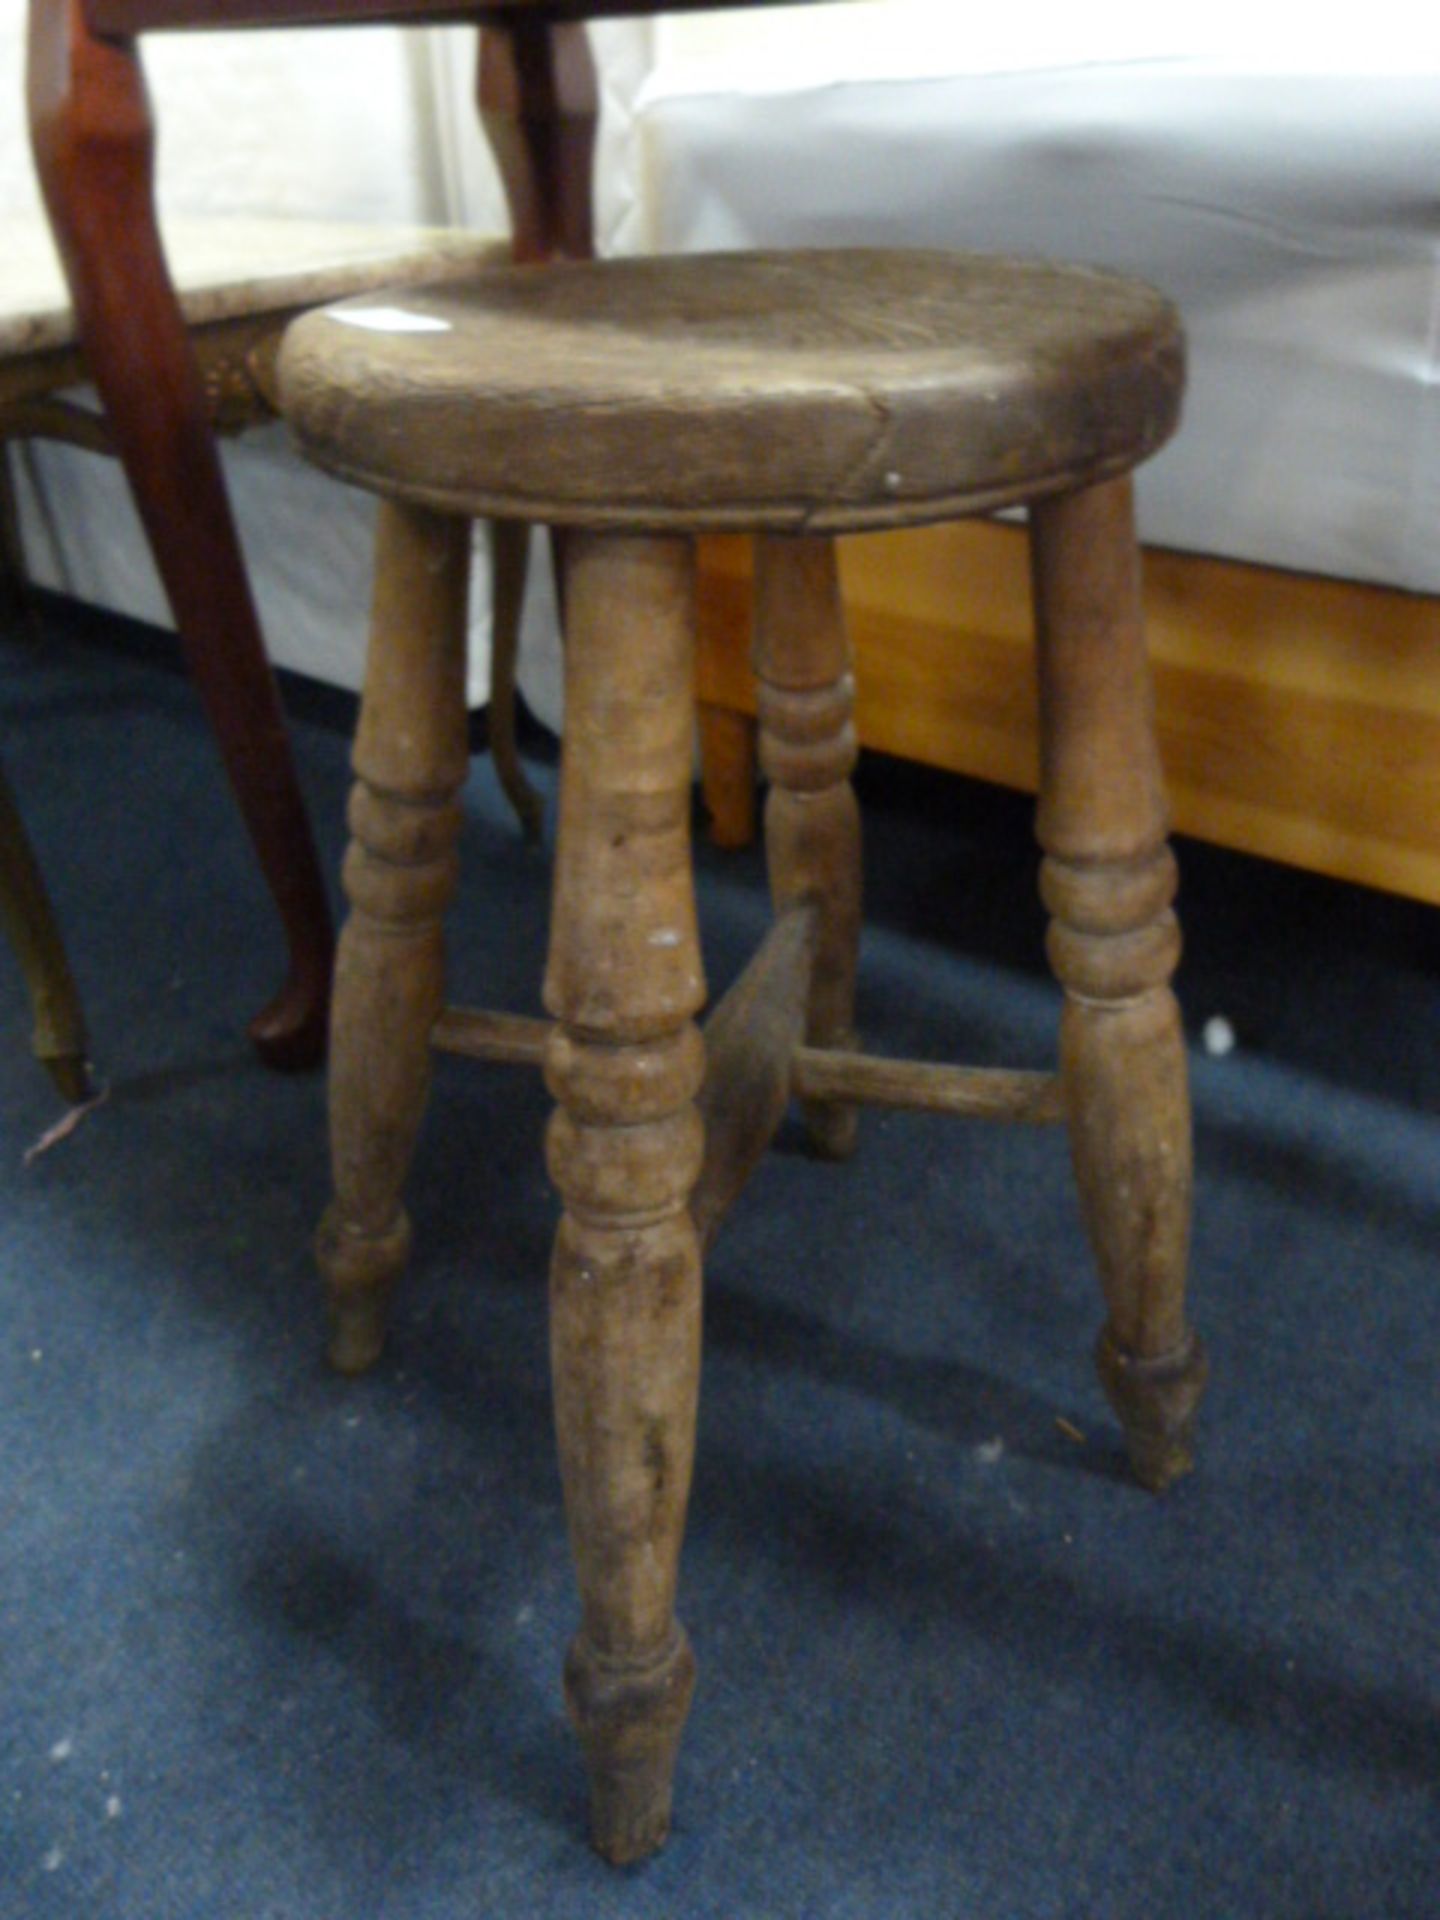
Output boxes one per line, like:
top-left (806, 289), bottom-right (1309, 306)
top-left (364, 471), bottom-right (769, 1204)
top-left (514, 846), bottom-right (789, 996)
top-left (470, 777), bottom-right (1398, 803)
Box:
top-left (696, 522), bottom-right (1440, 906)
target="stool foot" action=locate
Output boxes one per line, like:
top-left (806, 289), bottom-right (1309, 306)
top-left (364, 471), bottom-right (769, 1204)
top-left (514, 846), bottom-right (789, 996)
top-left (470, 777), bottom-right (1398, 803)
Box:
top-left (316, 1207), bottom-right (410, 1375)
top-left (754, 536), bottom-right (862, 1160)
top-left (328, 1301), bottom-right (389, 1377)
top-left (565, 1627), bottom-right (696, 1864)
top-left (1097, 1325), bottom-right (1209, 1492)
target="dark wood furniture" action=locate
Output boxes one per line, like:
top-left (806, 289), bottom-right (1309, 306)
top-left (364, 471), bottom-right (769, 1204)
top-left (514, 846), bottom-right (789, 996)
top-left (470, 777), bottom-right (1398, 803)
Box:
top-left (27, 1), bottom-right (327, 1066)
top-left (21, 0), bottom-right (814, 1068)
top-left (281, 245), bottom-right (1208, 1862)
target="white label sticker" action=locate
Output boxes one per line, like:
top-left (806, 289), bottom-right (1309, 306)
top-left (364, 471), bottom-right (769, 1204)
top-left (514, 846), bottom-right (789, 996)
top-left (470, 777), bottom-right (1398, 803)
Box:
top-left (325, 306), bottom-right (452, 335)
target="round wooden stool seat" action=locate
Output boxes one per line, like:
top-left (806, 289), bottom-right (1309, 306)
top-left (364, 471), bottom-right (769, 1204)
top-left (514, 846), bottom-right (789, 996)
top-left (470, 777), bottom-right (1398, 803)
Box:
top-left (279, 248), bottom-right (1183, 532)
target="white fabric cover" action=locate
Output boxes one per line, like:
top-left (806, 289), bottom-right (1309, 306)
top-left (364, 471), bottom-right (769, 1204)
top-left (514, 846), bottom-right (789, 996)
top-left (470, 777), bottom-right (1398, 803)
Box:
top-left (635, 10), bottom-right (1440, 594)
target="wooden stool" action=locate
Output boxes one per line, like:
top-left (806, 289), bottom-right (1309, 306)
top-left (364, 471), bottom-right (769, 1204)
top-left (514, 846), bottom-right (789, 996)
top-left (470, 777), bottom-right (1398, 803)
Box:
top-left (279, 249), bottom-right (1208, 1863)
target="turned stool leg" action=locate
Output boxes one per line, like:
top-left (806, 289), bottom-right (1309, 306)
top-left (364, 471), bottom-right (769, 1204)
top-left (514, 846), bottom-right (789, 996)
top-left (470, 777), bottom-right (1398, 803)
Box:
top-left (754, 535), bottom-right (862, 1158)
top-left (544, 533), bottom-right (706, 1864)
top-left (1031, 478), bottom-right (1207, 1492)
top-left (315, 502), bottom-right (470, 1373)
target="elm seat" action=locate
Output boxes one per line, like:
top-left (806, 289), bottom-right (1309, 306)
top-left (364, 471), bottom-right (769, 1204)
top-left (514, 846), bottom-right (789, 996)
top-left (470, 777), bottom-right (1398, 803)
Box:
top-left (281, 243), bottom-right (1204, 1868)
top-left (278, 249), bottom-right (1183, 530)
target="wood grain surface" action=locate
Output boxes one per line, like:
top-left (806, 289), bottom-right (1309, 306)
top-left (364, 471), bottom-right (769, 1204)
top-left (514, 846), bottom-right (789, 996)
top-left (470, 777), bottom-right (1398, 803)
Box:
top-left (88, 0), bottom-right (817, 33)
top-left (279, 250), bottom-right (1182, 531)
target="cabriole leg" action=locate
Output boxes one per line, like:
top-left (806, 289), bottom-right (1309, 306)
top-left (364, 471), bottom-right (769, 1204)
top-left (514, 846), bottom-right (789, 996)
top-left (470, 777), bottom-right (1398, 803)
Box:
top-left (754, 535), bottom-right (862, 1158)
top-left (544, 532), bottom-right (706, 1863)
top-left (1031, 478), bottom-right (1207, 1491)
top-left (28, 0), bottom-right (333, 1068)
top-left (315, 503), bottom-right (470, 1374)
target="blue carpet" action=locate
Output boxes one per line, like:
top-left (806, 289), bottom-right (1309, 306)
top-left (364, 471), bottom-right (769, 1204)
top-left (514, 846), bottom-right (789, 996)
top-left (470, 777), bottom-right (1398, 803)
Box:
top-left (1, 600), bottom-right (1437, 1918)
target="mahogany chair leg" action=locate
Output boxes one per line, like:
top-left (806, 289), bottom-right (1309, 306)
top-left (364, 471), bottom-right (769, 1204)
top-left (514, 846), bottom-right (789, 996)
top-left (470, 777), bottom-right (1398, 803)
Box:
top-left (0, 751), bottom-right (90, 1102)
top-left (476, 20), bottom-right (597, 833)
top-left (315, 502), bottom-right (470, 1374)
top-left (477, 18), bottom-right (598, 268)
top-left (754, 534), bottom-right (862, 1158)
top-left (27, 0), bottom-right (333, 1069)
top-left (544, 532), bottom-right (705, 1864)
top-left (1031, 477), bottom-right (1207, 1491)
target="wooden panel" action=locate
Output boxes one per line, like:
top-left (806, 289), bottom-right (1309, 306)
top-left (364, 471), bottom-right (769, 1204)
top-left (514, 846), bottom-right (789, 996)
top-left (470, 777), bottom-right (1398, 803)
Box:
top-left (87, 0), bottom-right (808, 36)
top-left (696, 523), bottom-right (1440, 905)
